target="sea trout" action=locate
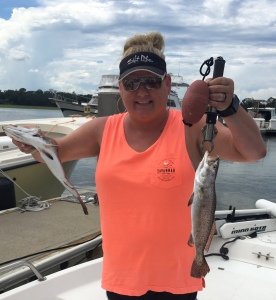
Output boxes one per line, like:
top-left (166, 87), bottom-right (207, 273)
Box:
top-left (188, 151), bottom-right (219, 278)
top-left (2, 124), bottom-right (88, 215)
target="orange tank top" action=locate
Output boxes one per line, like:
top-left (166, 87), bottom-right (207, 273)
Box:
top-left (96, 109), bottom-right (203, 296)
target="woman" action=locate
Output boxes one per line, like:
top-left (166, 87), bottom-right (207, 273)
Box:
top-left (16, 32), bottom-right (266, 300)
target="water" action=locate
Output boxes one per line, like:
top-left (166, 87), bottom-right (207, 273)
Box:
top-left (0, 107), bottom-right (63, 121)
top-left (1, 107), bottom-right (275, 210)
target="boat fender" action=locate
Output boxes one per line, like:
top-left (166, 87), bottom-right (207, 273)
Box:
top-left (256, 199), bottom-right (276, 218)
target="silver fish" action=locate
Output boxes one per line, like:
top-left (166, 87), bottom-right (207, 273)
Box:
top-left (2, 124), bottom-right (88, 215)
top-left (188, 151), bottom-right (219, 278)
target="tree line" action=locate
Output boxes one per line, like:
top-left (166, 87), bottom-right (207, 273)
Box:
top-left (0, 88), bottom-right (275, 109)
top-left (0, 88), bottom-right (92, 107)
top-left (241, 97), bottom-right (276, 110)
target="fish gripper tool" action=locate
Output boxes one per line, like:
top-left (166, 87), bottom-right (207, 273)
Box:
top-left (200, 56), bottom-right (225, 153)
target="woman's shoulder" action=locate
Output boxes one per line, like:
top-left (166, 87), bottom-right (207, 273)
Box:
top-left (91, 113), bottom-right (127, 136)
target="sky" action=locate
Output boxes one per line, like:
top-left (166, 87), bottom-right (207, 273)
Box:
top-left (0, 0), bottom-right (275, 100)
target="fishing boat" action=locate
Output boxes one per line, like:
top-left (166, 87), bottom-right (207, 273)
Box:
top-left (0, 116), bottom-right (93, 208)
top-left (247, 99), bottom-right (276, 133)
top-left (51, 92), bottom-right (98, 117)
top-left (51, 74), bottom-right (120, 117)
top-left (1, 198), bottom-right (276, 299)
top-left (167, 90), bottom-right (182, 110)
top-left (52, 74), bottom-right (184, 117)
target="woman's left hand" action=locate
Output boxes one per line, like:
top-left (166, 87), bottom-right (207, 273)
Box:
top-left (205, 77), bottom-right (234, 111)
top-left (12, 139), bottom-right (37, 154)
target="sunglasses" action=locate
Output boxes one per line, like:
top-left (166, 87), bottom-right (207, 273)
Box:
top-left (121, 74), bottom-right (166, 91)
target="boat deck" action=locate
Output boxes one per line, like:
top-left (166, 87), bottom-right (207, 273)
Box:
top-left (0, 189), bottom-right (101, 265)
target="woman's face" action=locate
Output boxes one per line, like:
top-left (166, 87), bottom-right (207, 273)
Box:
top-left (119, 71), bottom-right (171, 121)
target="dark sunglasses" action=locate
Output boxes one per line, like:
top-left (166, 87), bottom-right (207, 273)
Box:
top-left (121, 74), bottom-right (166, 91)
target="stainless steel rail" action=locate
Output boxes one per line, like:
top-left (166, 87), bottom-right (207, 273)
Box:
top-left (0, 260), bottom-right (46, 281)
top-left (0, 235), bottom-right (102, 292)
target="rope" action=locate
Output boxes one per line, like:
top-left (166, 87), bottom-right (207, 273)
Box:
top-left (44, 119), bottom-right (77, 137)
top-left (0, 169), bottom-right (32, 197)
top-left (199, 57), bottom-right (214, 80)
top-left (0, 169), bottom-right (50, 212)
top-left (18, 196), bottom-right (51, 212)
top-left (44, 116), bottom-right (94, 137)
top-left (204, 236), bottom-right (241, 260)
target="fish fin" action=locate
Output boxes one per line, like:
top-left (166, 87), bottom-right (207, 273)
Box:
top-left (198, 187), bottom-right (204, 200)
top-left (190, 257), bottom-right (210, 278)
top-left (188, 193), bottom-right (194, 206)
top-left (188, 233), bottom-right (194, 247)
top-left (205, 220), bottom-right (216, 252)
top-left (41, 149), bottom-right (54, 160)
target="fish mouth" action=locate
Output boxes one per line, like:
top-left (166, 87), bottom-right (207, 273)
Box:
top-left (203, 151), bottom-right (219, 165)
top-left (205, 152), bottom-right (220, 178)
top-left (3, 125), bottom-right (39, 136)
top-left (200, 151), bottom-right (220, 177)
top-left (208, 155), bottom-right (220, 165)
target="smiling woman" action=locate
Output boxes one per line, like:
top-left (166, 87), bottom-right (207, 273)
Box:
top-left (10, 28), bottom-right (266, 300)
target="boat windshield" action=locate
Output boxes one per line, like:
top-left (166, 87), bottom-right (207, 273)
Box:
top-left (99, 75), bottom-right (119, 89)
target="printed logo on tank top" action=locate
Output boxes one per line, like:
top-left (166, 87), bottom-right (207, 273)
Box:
top-left (156, 159), bottom-right (175, 181)
top-left (151, 156), bottom-right (183, 189)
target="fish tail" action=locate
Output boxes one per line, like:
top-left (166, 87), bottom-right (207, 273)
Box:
top-left (190, 256), bottom-right (210, 278)
top-left (62, 178), bottom-right (89, 215)
top-left (77, 195), bottom-right (89, 215)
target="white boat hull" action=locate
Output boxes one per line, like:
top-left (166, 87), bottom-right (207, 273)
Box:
top-left (2, 238), bottom-right (276, 300)
top-left (53, 99), bottom-right (98, 117)
top-left (199, 255), bottom-right (276, 299)
top-left (1, 198), bottom-right (276, 299)
top-left (1, 158), bottom-right (77, 204)
top-left (0, 117), bottom-right (92, 206)
top-left (0, 258), bottom-right (105, 300)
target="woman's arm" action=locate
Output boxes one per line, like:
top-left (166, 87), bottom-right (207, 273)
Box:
top-left (186, 77), bottom-right (266, 168)
top-left (12, 117), bottom-right (108, 163)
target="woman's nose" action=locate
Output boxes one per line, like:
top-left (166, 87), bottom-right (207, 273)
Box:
top-left (136, 82), bottom-right (149, 96)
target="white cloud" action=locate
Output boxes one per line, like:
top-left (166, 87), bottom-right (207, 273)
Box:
top-left (8, 45), bottom-right (31, 61)
top-left (0, 0), bottom-right (275, 100)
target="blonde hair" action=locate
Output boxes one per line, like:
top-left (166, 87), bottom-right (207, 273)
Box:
top-left (122, 32), bottom-right (165, 60)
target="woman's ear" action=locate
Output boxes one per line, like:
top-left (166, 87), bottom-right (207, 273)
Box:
top-left (118, 80), bottom-right (124, 95)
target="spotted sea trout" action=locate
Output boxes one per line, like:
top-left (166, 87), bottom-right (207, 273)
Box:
top-left (188, 151), bottom-right (219, 278)
top-left (2, 124), bottom-right (89, 215)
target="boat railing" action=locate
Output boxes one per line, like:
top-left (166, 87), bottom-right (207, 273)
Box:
top-left (0, 235), bottom-right (102, 292)
top-left (0, 260), bottom-right (46, 282)
top-left (49, 92), bottom-right (92, 105)
top-left (215, 207), bottom-right (273, 217)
